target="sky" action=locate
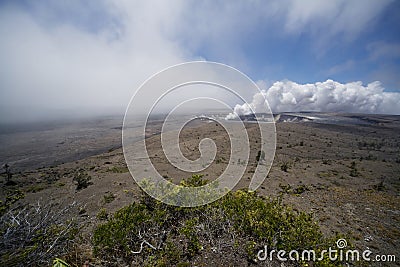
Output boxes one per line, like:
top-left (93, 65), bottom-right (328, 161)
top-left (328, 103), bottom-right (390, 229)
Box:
top-left (0, 0), bottom-right (400, 122)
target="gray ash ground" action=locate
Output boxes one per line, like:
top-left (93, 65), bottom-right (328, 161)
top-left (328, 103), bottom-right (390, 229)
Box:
top-left (0, 116), bottom-right (123, 172)
top-left (1, 112), bottom-right (399, 266)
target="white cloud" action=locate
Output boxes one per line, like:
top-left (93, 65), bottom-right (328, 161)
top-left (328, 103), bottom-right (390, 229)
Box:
top-left (326, 60), bottom-right (355, 76)
top-left (367, 41), bottom-right (400, 61)
top-left (284, 0), bottom-right (394, 39)
top-left (228, 79), bottom-right (400, 117)
top-left (0, 1), bottom-right (396, 122)
top-left (0, 1), bottom-right (190, 121)
top-left (157, 0), bottom-right (395, 65)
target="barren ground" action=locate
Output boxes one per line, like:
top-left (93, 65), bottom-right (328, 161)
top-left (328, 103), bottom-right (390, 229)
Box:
top-left (1, 113), bottom-right (399, 266)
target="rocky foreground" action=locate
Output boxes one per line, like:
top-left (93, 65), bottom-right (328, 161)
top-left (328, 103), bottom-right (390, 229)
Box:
top-left (1, 113), bottom-right (399, 266)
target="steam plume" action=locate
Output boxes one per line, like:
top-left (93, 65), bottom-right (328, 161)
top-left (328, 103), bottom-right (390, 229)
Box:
top-left (227, 79), bottom-right (400, 119)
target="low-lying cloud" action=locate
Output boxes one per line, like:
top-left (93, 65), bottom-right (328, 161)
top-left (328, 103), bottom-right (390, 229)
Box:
top-left (0, 1), bottom-right (397, 122)
top-left (227, 79), bottom-right (400, 118)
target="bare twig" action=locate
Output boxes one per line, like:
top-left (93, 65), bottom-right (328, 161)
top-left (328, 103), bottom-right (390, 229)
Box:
top-left (0, 201), bottom-right (80, 266)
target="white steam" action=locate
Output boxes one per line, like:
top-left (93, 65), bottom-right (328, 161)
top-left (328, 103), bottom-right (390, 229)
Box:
top-left (227, 79), bottom-right (400, 119)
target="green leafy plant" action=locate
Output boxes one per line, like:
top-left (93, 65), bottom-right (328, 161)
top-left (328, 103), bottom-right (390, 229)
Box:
top-left (92, 175), bottom-right (340, 266)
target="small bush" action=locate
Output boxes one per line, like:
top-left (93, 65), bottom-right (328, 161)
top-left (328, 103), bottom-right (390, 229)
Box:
top-left (180, 218), bottom-right (202, 257)
top-left (73, 171), bottom-right (92, 191)
top-left (349, 161), bottom-right (360, 177)
top-left (108, 166), bottom-right (129, 173)
top-left (179, 174), bottom-right (208, 187)
top-left (96, 208), bottom-right (108, 220)
top-left (280, 161), bottom-right (290, 172)
top-left (279, 184), bottom-right (309, 196)
top-left (92, 175), bottom-right (339, 266)
top-left (0, 189), bottom-right (25, 216)
top-left (26, 184), bottom-right (47, 193)
top-left (0, 202), bottom-right (79, 266)
top-left (103, 192), bottom-right (116, 204)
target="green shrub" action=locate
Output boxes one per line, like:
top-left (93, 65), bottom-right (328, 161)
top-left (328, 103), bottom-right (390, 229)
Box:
top-left (108, 166), bottom-right (129, 173)
top-left (0, 189), bottom-right (25, 216)
top-left (280, 161), bottom-right (290, 172)
top-left (96, 208), bottom-right (108, 220)
top-left (73, 171), bottom-right (92, 191)
top-left (92, 175), bottom-right (340, 266)
top-left (180, 218), bottom-right (202, 257)
top-left (279, 184), bottom-right (309, 196)
top-left (103, 192), bottom-right (115, 204)
top-left (179, 174), bottom-right (208, 187)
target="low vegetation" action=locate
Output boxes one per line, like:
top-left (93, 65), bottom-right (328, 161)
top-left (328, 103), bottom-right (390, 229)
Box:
top-left (73, 170), bottom-right (92, 191)
top-left (0, 189), bottom-right (25, 216)
top-left (349, 161), bottom-right (360, 177)
top-left (1, 175), bottom-right (345, 266)
top-left (280, 160), bottom-right (291, 172)
top-left (279, 183), bottom-right (309, 196)
top-left (103, 192), bottom-right (116, 204)
top-left (92, 175), bottom-right (341, 266)
top-left (0, 202), bottom-right (79, 266)
top-left (108, 166), bottom-right (129, 173)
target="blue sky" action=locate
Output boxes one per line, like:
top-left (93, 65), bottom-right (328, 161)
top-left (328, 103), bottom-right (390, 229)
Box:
top-left (0, 1), bottom-right (399, 121)
top-left (179, 1), bottom-right (400, 90)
